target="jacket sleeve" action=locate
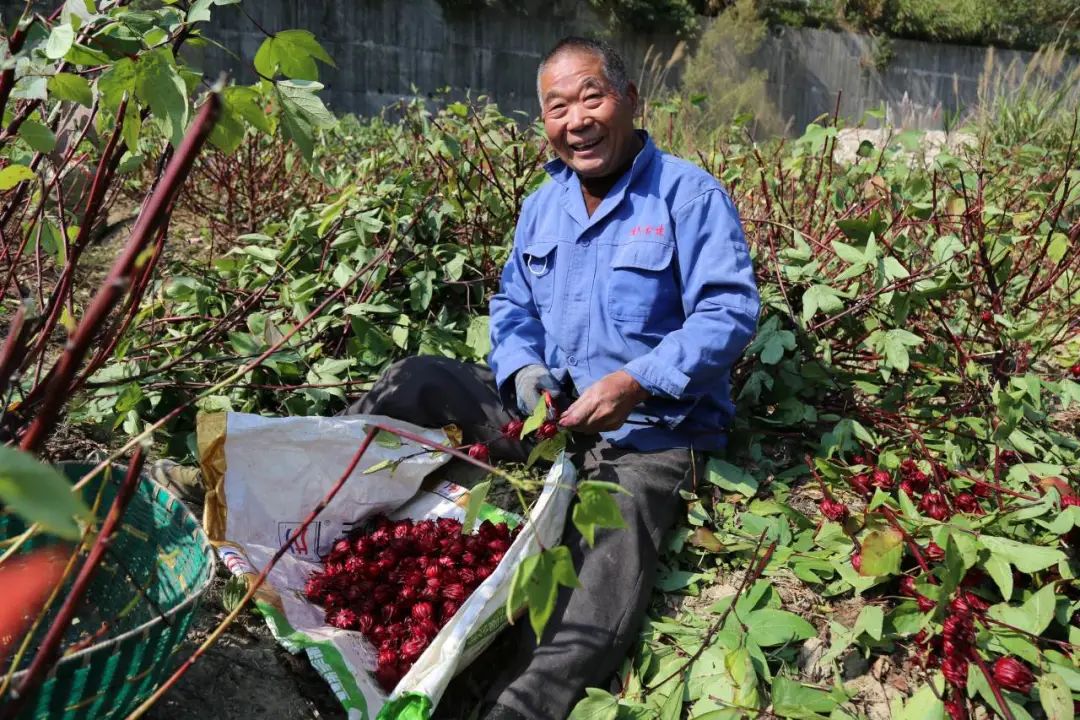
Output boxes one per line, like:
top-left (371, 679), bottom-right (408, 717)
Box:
top-left (623, 188), bottom-right (759, 404)
top-left (488, 204), bottom-right (548, 394)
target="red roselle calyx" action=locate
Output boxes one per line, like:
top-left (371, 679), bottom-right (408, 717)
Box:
top-left (944, 697), bottom-right (968, 720)
top-left (536, 420), bottom-right (559, 440)
top-left (466, 443), bottom-right (490, 463)
top-left (992, 656), bottom-right (1034, 694)
top-left (851, 553), bottom-right (862, 573)
top-left (916, 595), bottom-right (936, 612)
top-left (849, 473), bottom-right (872, 497)
top-left (898, 576), bottom-right (917, 596)
top-left (501, 419), bottom-right (525, 440)
top-left (819, 498), bottom-right (848, 522)
top-left (954, 493), bottom-right (980, 514)
top-left (941, 656), bottom-right (969, 689)
top-left (871, 468), bottom-right (894, 490)
top-left (918, 493), bottom-right (951, 521)
top-left (924, 542), bottom-right (945, 562)
top-left (306, 515), bottom-right (520, 692)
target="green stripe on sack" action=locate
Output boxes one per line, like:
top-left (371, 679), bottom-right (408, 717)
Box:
top-left (255, 599), bottom-right (370, 718)
top-left (376, 692), bottom-right (433, 720)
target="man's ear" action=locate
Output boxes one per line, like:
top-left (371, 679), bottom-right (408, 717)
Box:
top-left (625, 81), bottom-right (639, 113)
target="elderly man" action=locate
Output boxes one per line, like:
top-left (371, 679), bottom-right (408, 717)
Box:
top-left (349, 37), bottom-right (759, 719)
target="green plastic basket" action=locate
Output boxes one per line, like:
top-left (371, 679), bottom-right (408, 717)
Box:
top-left (2, 462), bottom-right (216, 720)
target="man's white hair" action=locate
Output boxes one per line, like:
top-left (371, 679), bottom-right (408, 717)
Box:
top-left (536, 37), bottom-right (631, 108)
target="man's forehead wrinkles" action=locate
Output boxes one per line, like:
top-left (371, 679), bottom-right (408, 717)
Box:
top-left (542, 75), bottom-right (606, 102)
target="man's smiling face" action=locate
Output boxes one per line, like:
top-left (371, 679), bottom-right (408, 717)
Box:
top-left (539, 49), bottom-right (639, 179)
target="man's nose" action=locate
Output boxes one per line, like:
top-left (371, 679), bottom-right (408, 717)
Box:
top-left (566, 104), bottom-right (591, 132)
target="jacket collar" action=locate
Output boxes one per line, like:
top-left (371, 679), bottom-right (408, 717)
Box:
top-left (543, 131), bottom-right (658, 229)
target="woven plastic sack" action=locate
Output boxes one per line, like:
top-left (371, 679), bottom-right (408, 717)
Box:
top-left (197, 412), bottom-right (576, 720)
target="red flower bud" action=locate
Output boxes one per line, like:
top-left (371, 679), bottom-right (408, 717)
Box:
top-left (357, 612), bottom-right (375, 635)
top-left (1071, 363), bottom-right (1080, 378)
top-left (924, 542), bottom-right (945, 562)
top-left (1064, 495), bottom-right (1080, 508)
top-left (819, 498), bottom-right (848, 522)
top-left (537, 421), bottom-right (559, 440)
top-left (851, 553), bottom-right (862, 573)
top-left (871, 468), bottom-right (894, 490)
top-left (900, 458), bottom-right (917, 474)
top-left (948, 595), bottom-right (972, 618)
top-left (467, 443), bottom-right (490, 463)
top-left (401, 636), bottom-right (427, 663)
top-left (441, 600), bottom-right (462, 621)
top-left (972, 481), bottom-right (993, 498)
top-left (329, 608), bottom-right (358, 630)
top-left (849, 473), bottom-right (873, 497)
top-left (908, 470), bottom-right (930, 492)
top-left (992, 657), bottom-right (1034, 694)
top-left (898, 576), bottom-right (917, 596)
top-left (502, 419), bottom-right (525, 440)
top-left (964, 593), bottom-right (989, 613)
top-left (411, 601), bottom-right (435, 622)
top-left (944, 697), bottom-right (968, 720)
top-left (954, 493), bottom-right (980, 514)
top-left (442, 582), bottom-right (466, 602)
top-left (942, 656), bottom-right (969, 689)
top-left (916, 595), bottom-right (937, 612)
top-left (913, 629), bottom-right (929, 645)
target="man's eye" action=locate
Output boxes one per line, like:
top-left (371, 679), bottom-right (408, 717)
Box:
top-left (546, 104), bottom-right (567, 116)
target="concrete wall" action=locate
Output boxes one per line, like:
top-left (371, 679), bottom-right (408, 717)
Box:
top-left (6, 0), bottom-right (1077, 132)
top-left (753, 26), bottom-right (1078, 132)
top-left (191, 0), bottom-right (684, 120)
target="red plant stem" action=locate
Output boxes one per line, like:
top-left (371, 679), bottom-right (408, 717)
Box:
top-left (27, 99), bottom-right (129, 363)
top-left (74, 220), bottom-right (169, 388)
top-left (972, 653), bottom-right (1016, 720)
top-left (1, 447), bottom-right (146, 720)
top-left (369, 422), bottom-right (502, 477)
top-left (122, 428), bottom-right (378, 720)
top-left (18, 94), bottom-right (220, 453)
top-left (0, 305), bottom-right (28, 401)
top-left (0, 23), bottom-right (28, 120)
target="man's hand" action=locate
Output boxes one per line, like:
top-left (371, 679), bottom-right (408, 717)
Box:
top-left (514, 364), bottom-right (562, 416)
top-left (559, 370), bottom-right (649, 433)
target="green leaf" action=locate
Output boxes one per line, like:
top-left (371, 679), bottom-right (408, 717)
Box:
top-left (980, 535), bottom-right (1065, 573)
top-left (770, 676), bottom-right (837, 718)
top-left (508, 545), bottom-right (580, 642)
top-left (45, 22), bottom-right (76, 59)
top-left (801, 284), bottom-right (844, 323)
top-left (897, 678), bottom-right (945, 720)
top-left (0, 446), bottom-right (92, 540)
top-left (984, 554), bottom-right (1013, 601)
top-left (1038, 673), bottom-right (1072, 720)
top-left (221, 574), bottom-right (249, 613)
top-left (0, 163), bottom-right (35, 190)
top-left (276, 80), bottom-right (336, 127)
top-left (573, 480), bottom-right (627, 547)
top-left (744, 609), bottom-right (816, 647)
top-left (705, 458), bottom-right (758, 497)
top-left (374, 430), bottom-right (401, 449)
top-left (859, 528), bottom-right (903, 576)
top-left (96, 59), bottom-right (136, 111)
top-left (134, 48), bottom-right (188, 146)
top-left (988, 584), bottom-right (1056, 636)
top-left (462, 480), bottom-right (490, 535)
top-left (568, 687), bottom-right (619, 720)
top-left (853, 604), bottom-right (884, 640)
top-left (254, 29), bottom-right (334, 81)
top-left (18, 120), bottom-right (57, 153)
top-left (48, 72), bottom-right (93, 107)
top-left (881, 329), bottom-right (922, 372)
top-left (521, 394), bottom-right (549, 438)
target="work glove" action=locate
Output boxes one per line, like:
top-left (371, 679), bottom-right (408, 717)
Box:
top-left (513, 364), bottom-right (562, 417)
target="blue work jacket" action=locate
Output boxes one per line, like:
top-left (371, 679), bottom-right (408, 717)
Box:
top-left (488, 132), bottom-right (760, 451)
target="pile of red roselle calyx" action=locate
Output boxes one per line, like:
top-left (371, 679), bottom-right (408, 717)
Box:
top-left (304, 514), bottom-right (519, 691)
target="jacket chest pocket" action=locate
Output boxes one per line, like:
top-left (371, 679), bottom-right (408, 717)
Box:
top-left (523, 239), bottom-right (558, 313)
top-left (607, 241), bottom-right (680, 322)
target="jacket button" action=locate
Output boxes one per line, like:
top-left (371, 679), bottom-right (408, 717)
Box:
top-left (567, 355), bottom-right (577, 366)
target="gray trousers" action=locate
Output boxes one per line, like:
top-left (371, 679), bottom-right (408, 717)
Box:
top-left (346, 356), bottom-right (696, 719)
